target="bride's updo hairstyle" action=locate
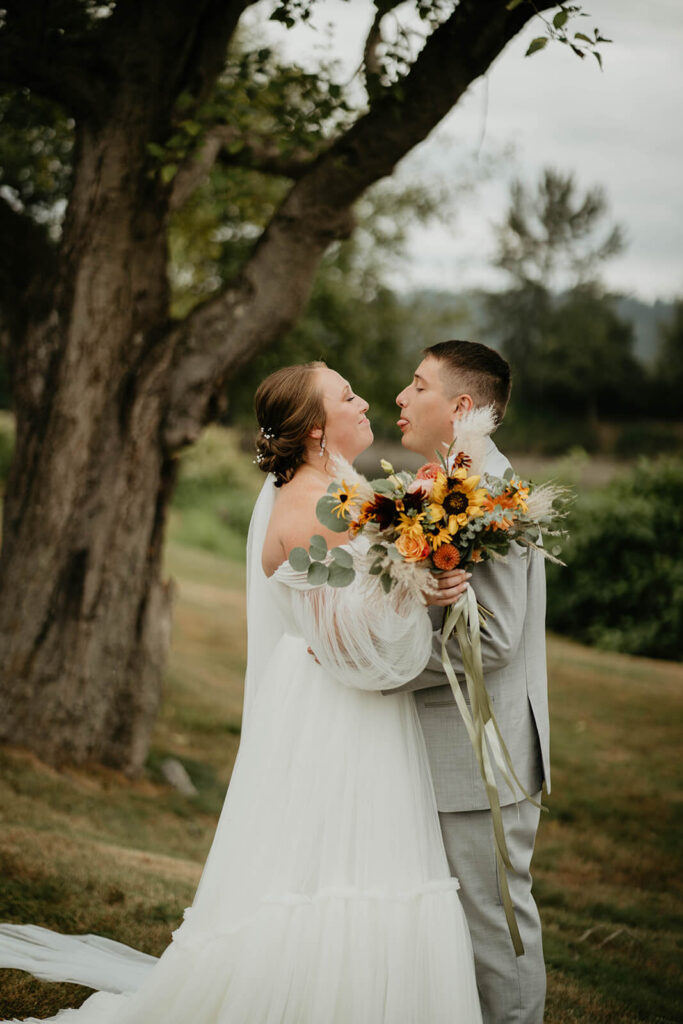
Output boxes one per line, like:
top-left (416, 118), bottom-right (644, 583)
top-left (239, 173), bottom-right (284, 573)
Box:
top-left (254, 362), bottom-right (327, 487)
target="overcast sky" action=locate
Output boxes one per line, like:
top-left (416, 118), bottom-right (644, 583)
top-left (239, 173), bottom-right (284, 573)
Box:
top-left (256, 0), bottom-right (683, 302)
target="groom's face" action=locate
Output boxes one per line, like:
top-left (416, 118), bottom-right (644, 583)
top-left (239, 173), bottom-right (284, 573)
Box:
top-left (396, 357), bottom-right (463, 461)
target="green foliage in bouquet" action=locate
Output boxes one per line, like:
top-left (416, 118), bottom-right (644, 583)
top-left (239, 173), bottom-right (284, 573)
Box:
top-left (546, 457), bottom-right (683, 660)
top-left (288, 534), bottom-right (355, 588)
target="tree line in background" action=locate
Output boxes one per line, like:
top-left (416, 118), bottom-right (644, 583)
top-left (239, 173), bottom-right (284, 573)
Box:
top-left (224, 168), bottom-right (682, 455)
top-left (1, 138), bottom-right (680, 452)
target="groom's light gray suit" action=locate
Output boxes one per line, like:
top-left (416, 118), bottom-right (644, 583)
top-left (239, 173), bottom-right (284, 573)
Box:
top-left (391, 438), bottom-right (549, 1024)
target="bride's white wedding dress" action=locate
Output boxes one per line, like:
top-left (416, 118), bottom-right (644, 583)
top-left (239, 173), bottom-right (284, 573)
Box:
top-left (0, 477), bottom-right (482, 1023)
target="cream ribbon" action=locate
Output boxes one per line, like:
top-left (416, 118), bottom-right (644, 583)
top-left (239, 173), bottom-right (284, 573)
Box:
top-left (440, 585), bottom-right (545, 957)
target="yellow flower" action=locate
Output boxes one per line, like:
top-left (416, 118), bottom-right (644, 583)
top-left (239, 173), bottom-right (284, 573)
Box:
top-left (331, 481), bottom-right (360, 519)
top-left (511, 480), bottom-right (530, 513)
top-left (427, 525), bottom-right (453, 550)
top-left (437, 474), bottom-right (487, 535)
top-left (425, 502), bottom-right (445, 524)
top-left (396, 512), bottom-right (425, 539)
top-left (430, 472), bottom-right (450, 504)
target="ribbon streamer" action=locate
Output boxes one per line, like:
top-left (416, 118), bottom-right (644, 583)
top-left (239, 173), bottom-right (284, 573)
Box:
top-left (440, 585), bottom-right (545, 957)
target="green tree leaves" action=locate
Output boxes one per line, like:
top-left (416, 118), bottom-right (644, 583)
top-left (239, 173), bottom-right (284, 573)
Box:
top-left (486, 169), bottom-right (639, 423)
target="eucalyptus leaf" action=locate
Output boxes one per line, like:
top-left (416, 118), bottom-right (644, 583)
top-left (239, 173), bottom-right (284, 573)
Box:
top-left (503, 467), bottom-right (514, 481)
top-left (307, 561), bottom-right (329, 585)
top-left (328, 563), bottom-right (355, 588)
top-left (369, 558), bottom-right (384, 576)
top-left (330, 547), bottom-right (353, 568)
top-left (380, 573), bottom-right (393, 594)
top-left (309, 534), bottom-right (328, 560)
top-left (316, 494), bottom-right (350, 533)
top-left (387, 546), bottom-right (403, 562)
top-left (368, 543), bottom-right (387, 555)
top-left (553, 10), bottom-right (569, 29)
top-left (289, 547), bottom-right (311, 572)
top-left (372, 479), bottom-right (395, 495)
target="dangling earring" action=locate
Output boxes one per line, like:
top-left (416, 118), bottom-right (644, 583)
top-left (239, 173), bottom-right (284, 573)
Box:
top-left (319, 436), bottom-right (327, 457)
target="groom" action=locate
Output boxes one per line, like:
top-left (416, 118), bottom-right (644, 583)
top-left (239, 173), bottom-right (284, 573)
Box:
top-left (392, 340), bottom-right (549, 1024)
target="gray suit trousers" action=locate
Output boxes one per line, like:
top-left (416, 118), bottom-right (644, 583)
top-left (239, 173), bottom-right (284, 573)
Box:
top-left (439, 795), bottom-right (545, 1024)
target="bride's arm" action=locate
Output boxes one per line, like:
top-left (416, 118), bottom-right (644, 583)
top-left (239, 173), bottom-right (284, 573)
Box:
top-left (271, 480), bottom-right (432, 691)
top-left (282, 569), bottom-right (433, 692)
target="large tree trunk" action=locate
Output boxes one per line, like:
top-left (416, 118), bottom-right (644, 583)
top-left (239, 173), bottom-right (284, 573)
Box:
top-left (0, 111), bottom-right (175, 774)
top-left (0, 0), bottom-right (555, 774)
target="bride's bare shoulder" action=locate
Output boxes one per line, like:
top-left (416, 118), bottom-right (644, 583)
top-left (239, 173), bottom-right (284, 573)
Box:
top-left (262, 475), bottom-right (348, 577)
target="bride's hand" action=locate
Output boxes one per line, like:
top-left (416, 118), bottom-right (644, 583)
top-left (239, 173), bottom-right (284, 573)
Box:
top-left (424, 568), bottom-right (472, 607)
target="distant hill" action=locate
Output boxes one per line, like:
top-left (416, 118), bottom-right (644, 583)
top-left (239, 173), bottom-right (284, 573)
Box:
top-left (402, 289), bottom-right (676, 367)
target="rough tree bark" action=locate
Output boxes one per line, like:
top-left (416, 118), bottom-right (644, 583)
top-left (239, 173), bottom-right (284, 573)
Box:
top-left (0, 0), bottom-right (556, 774)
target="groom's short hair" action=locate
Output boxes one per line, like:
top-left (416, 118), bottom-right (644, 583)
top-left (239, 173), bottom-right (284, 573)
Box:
top-left (425, 340), bottom-right (511, 424)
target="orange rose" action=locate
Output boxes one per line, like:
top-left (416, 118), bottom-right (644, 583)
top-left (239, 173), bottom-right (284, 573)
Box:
top-left (395, 532), bottom-right (431, 563)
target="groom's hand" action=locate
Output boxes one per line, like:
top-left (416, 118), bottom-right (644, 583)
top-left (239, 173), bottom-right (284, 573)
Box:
top-left (424, 569), bottom-right (471, 607)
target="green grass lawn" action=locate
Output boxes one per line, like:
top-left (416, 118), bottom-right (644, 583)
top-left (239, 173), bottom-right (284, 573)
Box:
top-left (0, 425), bottom-right (681, 1021)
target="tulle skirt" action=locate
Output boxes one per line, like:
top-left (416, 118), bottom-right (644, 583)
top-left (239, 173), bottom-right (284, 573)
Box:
top-left (1, 633), bottom-right (482, 1023)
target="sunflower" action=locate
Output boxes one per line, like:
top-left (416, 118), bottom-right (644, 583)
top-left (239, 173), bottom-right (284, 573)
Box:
top-left (425, 502), bottom-right (446, 524)
top-left (430, 471), bottom-right (450, 504)
top-left (331, 481), bottom-right (360, 519)
top-left (432, 472), bottom-right (487, 534)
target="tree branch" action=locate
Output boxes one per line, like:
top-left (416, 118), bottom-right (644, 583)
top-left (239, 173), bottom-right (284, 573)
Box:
top-left (170, 126), bottom-right (318, 210)
top-left (163, 0), bottom-right (560, 449)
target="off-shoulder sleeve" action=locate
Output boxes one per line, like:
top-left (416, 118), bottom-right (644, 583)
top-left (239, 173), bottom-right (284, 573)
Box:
top-left (273, 564), bottom-right (433, 692)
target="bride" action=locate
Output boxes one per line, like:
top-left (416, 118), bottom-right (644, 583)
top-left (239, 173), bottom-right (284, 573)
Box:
top-left (0, 362), bottom-right (482, 1023)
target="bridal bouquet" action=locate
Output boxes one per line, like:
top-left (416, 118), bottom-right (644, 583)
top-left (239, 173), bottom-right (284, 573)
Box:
top-left (289, 407), bottom-right (570, 957)
top-left (289, 407), bottom-right (568, 596)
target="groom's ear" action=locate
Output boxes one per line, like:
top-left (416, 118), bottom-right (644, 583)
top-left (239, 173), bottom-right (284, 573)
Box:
top-left (452, 393), bottom-right (474, 419)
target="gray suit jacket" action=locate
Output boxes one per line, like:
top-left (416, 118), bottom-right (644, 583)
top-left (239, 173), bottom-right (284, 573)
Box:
top-left (391, 439), bottom-right (550, 813)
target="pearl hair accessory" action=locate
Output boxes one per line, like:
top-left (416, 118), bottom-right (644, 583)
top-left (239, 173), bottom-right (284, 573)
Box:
top-left (260, 426), bottom-right (276, 440)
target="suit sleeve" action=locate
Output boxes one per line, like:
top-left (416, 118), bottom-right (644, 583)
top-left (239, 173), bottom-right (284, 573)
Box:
top-left (385, 544), bottom-right (535, 695)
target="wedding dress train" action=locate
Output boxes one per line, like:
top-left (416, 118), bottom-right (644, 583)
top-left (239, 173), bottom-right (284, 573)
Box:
top-left (0, 477), bottom-right (482, 1023)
